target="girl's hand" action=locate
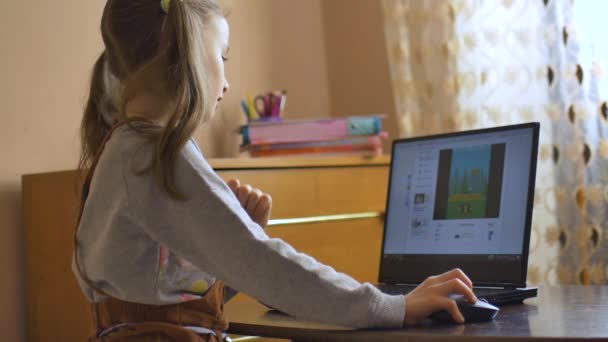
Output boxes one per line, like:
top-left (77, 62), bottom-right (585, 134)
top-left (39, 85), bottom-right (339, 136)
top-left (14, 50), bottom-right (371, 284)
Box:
top-left (227, 179), bottom-right (272, 229)
top-left (403, 268), bottom-right (477, 326)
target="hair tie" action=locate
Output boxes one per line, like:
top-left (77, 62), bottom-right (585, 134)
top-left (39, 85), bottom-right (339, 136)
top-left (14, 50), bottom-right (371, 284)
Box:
top-left (161, 0), bottom-right (184, 14)
top-left (160, 0), bottom-right (171, 14)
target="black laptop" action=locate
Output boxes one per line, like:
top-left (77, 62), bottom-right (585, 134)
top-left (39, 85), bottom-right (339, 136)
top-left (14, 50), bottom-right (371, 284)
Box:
top-left (377, 123), bottom-right (539, 305)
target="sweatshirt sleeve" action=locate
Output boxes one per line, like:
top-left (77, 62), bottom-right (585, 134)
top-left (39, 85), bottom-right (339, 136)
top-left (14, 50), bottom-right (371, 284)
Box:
top-left (123, 141), bottom-right (405, 329)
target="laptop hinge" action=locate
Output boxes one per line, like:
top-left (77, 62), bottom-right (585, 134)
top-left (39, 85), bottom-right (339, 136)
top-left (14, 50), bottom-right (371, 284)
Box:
top-left (475, 284), bottom-right (522, 290)
top-left (380, 282), bottom-right (523, 290)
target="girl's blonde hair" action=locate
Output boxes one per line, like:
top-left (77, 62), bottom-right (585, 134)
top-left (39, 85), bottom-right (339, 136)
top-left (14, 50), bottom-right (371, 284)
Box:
top-left (80, 0), bottom-right (223, 198)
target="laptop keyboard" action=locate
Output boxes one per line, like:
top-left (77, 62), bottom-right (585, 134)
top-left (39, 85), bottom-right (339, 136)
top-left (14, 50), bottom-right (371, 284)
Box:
top-left (377, 284), bottom-right (536, 306)
top-left (379, 284), bottom-right (510, 296)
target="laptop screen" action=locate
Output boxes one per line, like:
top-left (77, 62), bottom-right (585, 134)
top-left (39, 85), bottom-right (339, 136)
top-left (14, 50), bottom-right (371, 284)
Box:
top-left (379, 123), bottom-right (539, 287)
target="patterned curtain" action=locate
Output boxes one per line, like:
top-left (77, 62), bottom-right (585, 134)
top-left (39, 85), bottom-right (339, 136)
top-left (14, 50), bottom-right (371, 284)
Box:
top-left (382, 0), bottom-right (460, 136)
top-left (382, 0), bottom-right (608, 285)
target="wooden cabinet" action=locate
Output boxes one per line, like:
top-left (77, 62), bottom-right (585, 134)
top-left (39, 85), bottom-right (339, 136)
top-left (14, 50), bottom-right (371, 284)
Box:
top-left (22, 156), bottom-right (390, 342)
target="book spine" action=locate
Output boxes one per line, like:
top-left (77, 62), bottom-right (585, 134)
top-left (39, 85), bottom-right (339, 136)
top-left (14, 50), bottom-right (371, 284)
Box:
top-left (249, 143), bottom-right (381, 157)
top-left (243, 117), bottom-right (382, 145)
top-left (250, 150), bottom-right (383, 158)
top-left (244, 132), bottom-right (387, 152)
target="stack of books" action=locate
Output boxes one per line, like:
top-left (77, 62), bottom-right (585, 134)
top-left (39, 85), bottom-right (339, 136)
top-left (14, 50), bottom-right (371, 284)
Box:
top-left (239, 115), bottom-right (387, 157)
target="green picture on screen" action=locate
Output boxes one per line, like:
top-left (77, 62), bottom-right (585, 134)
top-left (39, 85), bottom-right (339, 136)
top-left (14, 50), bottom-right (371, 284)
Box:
top-left (446, 145), bottom-right (491, 219)
top-left (433, 143), bottom-right (504, 220)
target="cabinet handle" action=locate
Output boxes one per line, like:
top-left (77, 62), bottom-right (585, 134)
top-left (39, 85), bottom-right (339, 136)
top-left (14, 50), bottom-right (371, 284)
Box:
top-left (231, 336), bottom-right (262, 341)
top-left (268, 211), bottom-right (384, 227)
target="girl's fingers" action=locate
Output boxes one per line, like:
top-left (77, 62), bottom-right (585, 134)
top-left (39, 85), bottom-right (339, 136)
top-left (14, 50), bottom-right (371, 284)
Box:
top-left (436, 297), bottom-right (465, 324)
top-left (253, 194), bottom-right (272, 218)
top-left (427, 268), bottom-right (473, 289)
top-left (228, 182), bottom-right (271, 227)
top-left (245, 189), bottom-right (262, 213)
top-left (236, 184), bottom-right (252, 207)
top-left (227, 179), bottom-right (240, 195)
top-left (437, 278), bottom-right (477, 304)
top-left (405, 269), bottom-right (477, 326)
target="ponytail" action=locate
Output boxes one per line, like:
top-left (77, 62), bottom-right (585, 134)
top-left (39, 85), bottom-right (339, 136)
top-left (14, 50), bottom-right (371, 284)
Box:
top-left (149, 0), bottom-right (213, 199)
top-left (79, 51), bottom-right (119, 170)
top-left (81, 0), bottom-right (223, 199)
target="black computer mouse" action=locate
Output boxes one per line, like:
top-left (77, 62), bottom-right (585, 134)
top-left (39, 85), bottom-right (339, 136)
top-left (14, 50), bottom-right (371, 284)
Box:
top-left (429, 296), bottom-right (499, 324)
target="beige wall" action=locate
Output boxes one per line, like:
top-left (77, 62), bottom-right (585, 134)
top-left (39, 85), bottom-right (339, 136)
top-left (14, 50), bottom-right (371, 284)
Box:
top-left (0, 1), bottom-right (393, 340)
top-left (0, 2), bottom-right (105, 341)
top-left (199, 0), bottom-right (331, 157)
top-left (322, 0), bottom-right (398, 148)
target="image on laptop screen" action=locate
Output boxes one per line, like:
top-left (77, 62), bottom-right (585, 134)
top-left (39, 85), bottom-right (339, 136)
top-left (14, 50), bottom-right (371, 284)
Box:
top-left (380, 123), bottom-right (538, 286)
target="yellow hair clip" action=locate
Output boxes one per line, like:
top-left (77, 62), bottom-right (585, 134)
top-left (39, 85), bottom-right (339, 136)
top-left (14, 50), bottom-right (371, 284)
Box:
top-left (160, 0), bottom-right (171, 14)
top-left (161, 0), bottom-right (184, 14)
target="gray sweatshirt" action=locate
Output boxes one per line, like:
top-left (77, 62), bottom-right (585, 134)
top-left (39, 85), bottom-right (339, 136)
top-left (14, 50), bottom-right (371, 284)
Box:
top-left (73, 123), bottom-right (405, 329)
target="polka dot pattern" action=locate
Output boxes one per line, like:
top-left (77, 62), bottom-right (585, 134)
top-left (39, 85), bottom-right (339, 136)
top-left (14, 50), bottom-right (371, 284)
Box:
top-left (383, 0), bottom-right (608, 285)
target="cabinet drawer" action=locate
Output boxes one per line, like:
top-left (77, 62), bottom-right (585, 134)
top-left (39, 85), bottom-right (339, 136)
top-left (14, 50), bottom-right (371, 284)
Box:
top-left (266, 217), bottom-right (384, 283)
top-left (217, 166), bottom-right (390, 218)
top-left (22, 157), bottom-right (391, 342)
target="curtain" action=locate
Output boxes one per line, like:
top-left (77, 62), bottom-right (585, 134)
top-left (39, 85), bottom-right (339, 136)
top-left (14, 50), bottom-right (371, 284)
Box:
top-left (382, 0), bottom-right (608, 285)
top-left (382, 0), bottom-right (459, 136)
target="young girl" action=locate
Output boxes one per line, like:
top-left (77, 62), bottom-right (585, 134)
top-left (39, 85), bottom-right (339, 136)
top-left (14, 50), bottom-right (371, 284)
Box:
top-left (73, 0), bottom-right (477, 340)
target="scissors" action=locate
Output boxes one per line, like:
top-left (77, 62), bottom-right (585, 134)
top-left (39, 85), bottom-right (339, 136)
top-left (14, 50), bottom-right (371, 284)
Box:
top-left (254, 92), bottom-right (283, 119)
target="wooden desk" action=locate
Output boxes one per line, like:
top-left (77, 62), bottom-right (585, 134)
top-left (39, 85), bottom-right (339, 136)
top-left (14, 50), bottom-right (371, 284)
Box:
top-left (22, 156), bottom-right (390, 342)
top-left (225, 286), bottom-right (608, 341)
